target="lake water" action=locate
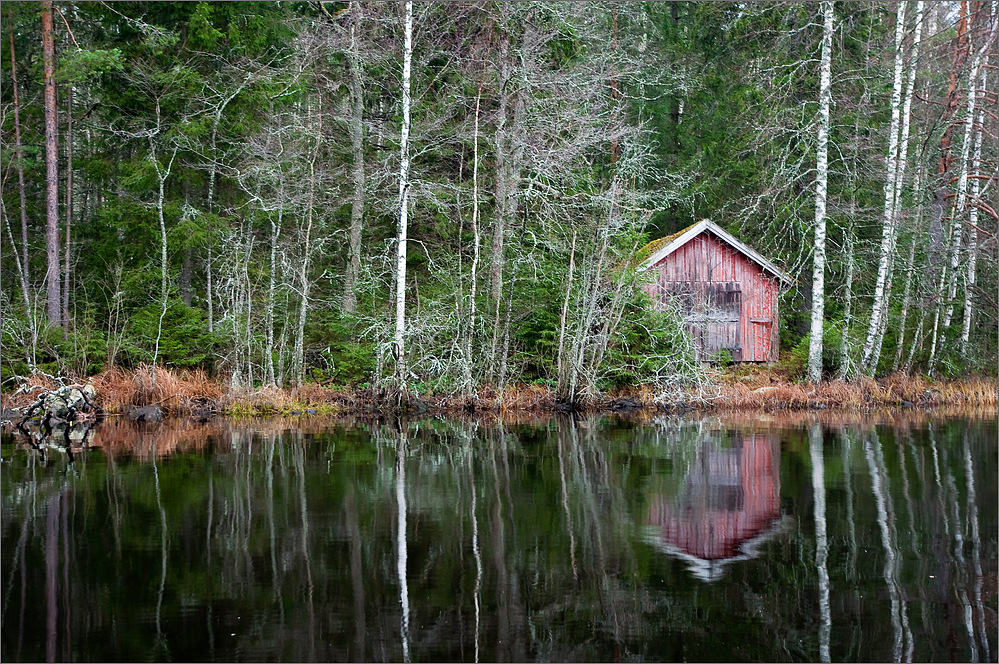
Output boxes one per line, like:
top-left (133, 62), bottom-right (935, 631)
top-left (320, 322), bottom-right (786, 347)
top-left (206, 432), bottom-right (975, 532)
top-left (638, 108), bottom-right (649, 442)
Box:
top-left (1, 411), bottom-right (996, 662)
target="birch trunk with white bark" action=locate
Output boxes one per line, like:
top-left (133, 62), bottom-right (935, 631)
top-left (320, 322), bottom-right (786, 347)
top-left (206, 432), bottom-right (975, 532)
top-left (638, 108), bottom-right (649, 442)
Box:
top-left (8, 24), bottom-right (29, 282)
top-left (958, 67), bottom-right (986, 354)
top-left (464, 82), bottom-right (483, 395)
top-left (266, 203), bottom-right (282, 385)
top-left (556, 231), bottom-right (577, 397)
top-left (293, 168), bottom-right (316, 387)
top-left (807, 0), bottom-right (834, 383)
top-left (868, 0), bottom-right (925, 372)
top-left (931, 8), bottom-right (998, 366)
top-left (860, 0), bottom-right (908, 373)
top-left (837, 223), bottom-right (855, 380)
top-left (63, 87), bottom-right (73, 325)
top-left (393, 0), bottom-right (413, 392)
top-left (150, 140), bottom-right (178, 368)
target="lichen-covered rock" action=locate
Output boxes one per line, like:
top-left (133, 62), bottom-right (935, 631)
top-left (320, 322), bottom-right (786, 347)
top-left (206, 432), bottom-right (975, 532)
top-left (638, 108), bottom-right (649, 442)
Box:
top-left (19, 385), bottom-right (99, 430)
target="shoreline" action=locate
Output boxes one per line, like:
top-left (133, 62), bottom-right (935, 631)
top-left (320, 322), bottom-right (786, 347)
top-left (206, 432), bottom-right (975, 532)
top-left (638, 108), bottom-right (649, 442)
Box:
top-left (2, 366), bottom-right (995, 422)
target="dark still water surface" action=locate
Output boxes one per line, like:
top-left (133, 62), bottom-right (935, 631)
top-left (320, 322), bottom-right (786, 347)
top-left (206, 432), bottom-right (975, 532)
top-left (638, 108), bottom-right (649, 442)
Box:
top-left (1, 412), bottom-right (996, 662)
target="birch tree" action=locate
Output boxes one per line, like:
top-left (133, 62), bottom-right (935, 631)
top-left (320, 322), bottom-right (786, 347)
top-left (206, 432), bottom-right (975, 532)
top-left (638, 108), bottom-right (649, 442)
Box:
top-left (859, 0), bottom-right (909, 375)
top-left (959, 65), bottom-right (989, 354)
top-left (929, 5), bottom-right (998, 370)
top-left (292, 104), bottom-right (323, 387)
top-left (7, 20), bottom-right (30, 284)
top-left (807, 0), bottom-right (834, 384)
top-left (393, 0), bottom-right (414, 393)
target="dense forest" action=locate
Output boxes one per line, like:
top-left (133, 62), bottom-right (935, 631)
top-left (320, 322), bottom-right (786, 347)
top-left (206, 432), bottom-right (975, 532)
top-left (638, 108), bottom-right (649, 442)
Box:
top-left (1, 1), bottom-right (996, 404)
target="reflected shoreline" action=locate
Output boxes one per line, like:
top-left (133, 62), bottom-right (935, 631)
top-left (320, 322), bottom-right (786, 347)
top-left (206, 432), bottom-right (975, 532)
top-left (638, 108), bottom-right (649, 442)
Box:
top-left (2, 406), bottom-right (994, 461)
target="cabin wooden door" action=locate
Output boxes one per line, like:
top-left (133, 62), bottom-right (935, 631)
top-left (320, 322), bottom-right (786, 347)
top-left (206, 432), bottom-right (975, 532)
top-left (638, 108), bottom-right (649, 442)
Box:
top-left (663, 281), bottom-right (743, 361)
top-left (703, 282), bottom-right (742, 361)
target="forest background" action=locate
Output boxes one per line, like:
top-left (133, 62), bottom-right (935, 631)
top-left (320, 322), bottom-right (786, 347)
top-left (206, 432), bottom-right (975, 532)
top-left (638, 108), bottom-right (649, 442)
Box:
top-left (1, 1), bottom-right (996, 407)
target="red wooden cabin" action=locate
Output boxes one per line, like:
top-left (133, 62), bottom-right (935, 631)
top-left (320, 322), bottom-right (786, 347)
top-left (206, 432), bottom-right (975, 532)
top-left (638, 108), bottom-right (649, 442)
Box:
top-left (638, 220), bottom-right (791, 362)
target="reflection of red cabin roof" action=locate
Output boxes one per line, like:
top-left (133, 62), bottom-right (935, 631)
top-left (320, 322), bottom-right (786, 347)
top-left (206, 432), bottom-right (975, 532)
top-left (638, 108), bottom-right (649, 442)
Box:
top-left (647, 431), bottom-right (781, 576)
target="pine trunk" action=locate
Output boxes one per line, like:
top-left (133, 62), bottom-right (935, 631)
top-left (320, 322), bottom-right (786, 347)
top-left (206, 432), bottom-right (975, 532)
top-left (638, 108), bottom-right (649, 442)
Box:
top-left (342, 1), bottom-right (365, 314)
top-left (42, 1), bottom-right (61, 328)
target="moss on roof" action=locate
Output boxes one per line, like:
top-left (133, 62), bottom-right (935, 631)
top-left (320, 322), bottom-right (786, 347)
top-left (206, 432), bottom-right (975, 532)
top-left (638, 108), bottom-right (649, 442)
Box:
top-left (633, 222), bottom-right (699, 266)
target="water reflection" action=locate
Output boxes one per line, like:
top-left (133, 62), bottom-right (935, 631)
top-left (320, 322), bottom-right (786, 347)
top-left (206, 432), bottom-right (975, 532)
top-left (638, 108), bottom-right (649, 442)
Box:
top-left (1, 411), bottom-right (996, 663)
top-left (645, 428), bottom-right (781, 581)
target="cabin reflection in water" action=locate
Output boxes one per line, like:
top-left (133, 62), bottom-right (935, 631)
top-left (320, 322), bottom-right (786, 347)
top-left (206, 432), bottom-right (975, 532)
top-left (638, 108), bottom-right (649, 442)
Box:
top-left (647, 430), bottom-right (782, 581)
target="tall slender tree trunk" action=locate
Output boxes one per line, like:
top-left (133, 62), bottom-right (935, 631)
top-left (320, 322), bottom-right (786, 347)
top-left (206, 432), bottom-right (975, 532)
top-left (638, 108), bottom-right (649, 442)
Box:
top-left (342, 1), bottom-right (366, 315)
top-left (497, 95), bottom-right (525, 394)
top-left (487, 41), bottom-right (511, 382)
top-left (205, 83), bottom-right (245, 333)
top-left (959, 67), bottom-right (988, 353)
top-left (869, 0), bottom-right (925, 372)
top-left (938, 11), bottom-right (997, 348)
top-left (63, 87), bottom-right (73, 326)
top-left (294, 123), bottom-right (320, 387)
top-left (861, 0), bottom-right (908, 373)
top-left (2, 203), bottom-right (33, 325)
top-left (393, 0), bottom-right (414, 393)
top-left (42, 0), bottom-right (61, 328)
top-left (464, 82), bottom-right (483, 395)
top-left (9, 23), bottom-right (30, 282)
top-left (150, 142), bottom-right (178, 367)
top-left (837, 222), bottom-right (855, 380)
top-left (893, 234), bottom-right (918, 372)
top-left (556, 230), bottom-right (577, 398)
top-left (807, 0), bottom-right (834, 384)
top-left (266, 198), bottom-right (283, 386)
top-left (927, 1), bottom-right (972, 372)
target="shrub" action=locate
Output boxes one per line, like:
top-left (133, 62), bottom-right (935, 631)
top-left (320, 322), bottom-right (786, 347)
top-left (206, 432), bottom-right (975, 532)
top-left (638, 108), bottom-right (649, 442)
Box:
top-left (126, 299), bottom-right (217, 369)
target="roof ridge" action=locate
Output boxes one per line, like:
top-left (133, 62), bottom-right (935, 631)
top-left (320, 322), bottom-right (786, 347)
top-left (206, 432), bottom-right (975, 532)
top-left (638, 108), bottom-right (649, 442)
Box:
top-left (638, 219), bottom-right (791, 284)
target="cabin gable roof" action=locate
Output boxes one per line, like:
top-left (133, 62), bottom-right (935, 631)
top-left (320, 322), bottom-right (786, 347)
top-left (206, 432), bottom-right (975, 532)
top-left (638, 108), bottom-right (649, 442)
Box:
top-left (638, 219), bottom-right (792, 285)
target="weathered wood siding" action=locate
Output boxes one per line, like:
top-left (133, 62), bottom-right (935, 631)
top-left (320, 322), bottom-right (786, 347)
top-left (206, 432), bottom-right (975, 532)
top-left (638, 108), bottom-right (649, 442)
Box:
top-left (643, 231), bottom-right (780, 362)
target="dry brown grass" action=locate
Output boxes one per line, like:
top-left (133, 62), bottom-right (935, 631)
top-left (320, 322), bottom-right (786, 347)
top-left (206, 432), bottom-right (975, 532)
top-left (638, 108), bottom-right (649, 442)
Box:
top-left (4, 364), bottom-right (993, 420)
top-left (498, 384), bottom-right (556, 412)
top-left (712, 372), bottom-right (997, 411)
top-left (88, 364), bottom-right (224, 414)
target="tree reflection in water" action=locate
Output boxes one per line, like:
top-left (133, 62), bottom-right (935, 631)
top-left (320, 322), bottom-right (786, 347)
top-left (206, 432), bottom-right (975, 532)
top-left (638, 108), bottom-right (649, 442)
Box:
top-left (1, 411), bottom-right (995, 662)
